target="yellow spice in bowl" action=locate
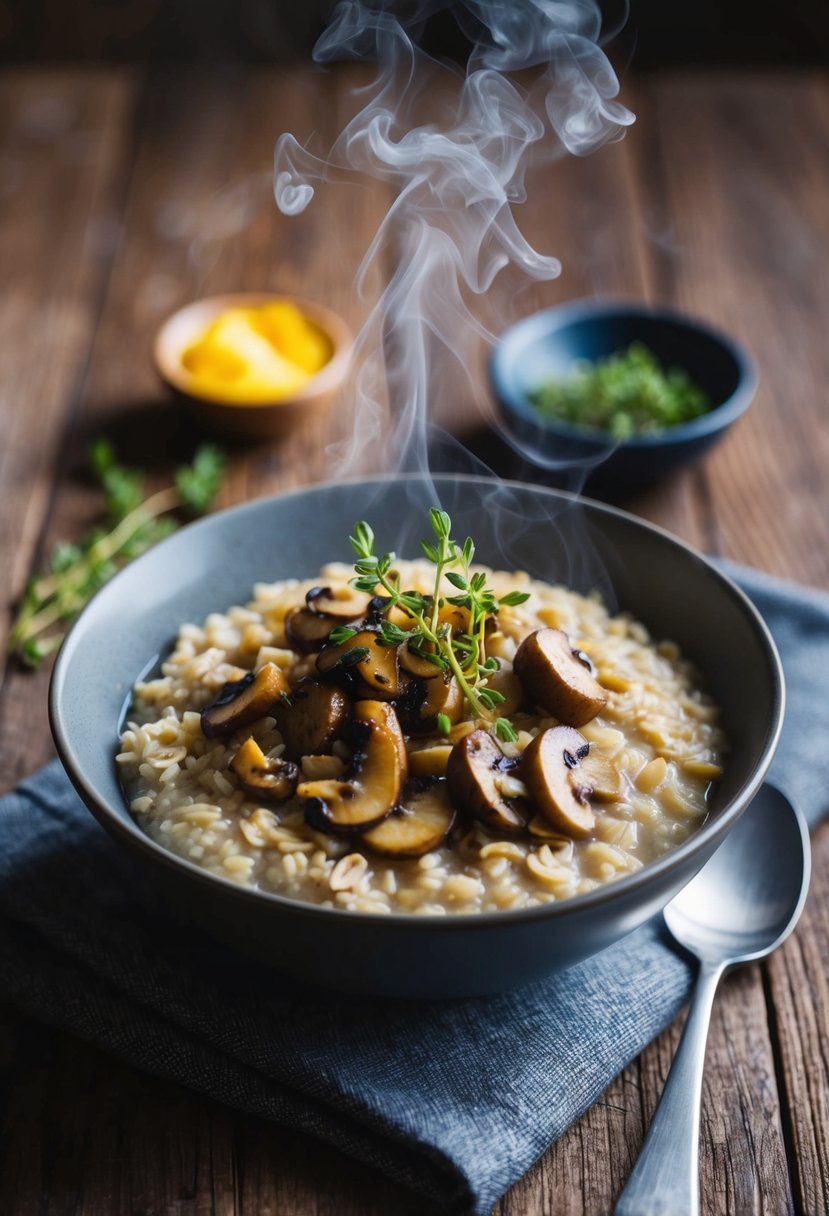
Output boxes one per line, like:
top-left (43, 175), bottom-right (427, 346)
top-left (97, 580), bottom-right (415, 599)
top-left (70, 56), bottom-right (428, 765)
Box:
top-left (181, 301), bottom-right (333, 404)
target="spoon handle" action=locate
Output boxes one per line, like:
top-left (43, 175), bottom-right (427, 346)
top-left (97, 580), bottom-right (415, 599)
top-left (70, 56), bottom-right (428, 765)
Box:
top-left (615, 959), bottom-right (725, 1216)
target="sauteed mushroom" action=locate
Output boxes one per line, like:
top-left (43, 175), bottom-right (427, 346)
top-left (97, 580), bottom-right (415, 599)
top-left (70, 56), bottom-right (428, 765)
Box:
top-left (306, 585), bottom-right (371, 619)
top-left (284, 608), bottom-right (337, 652)
top-left (272, 678), bottom-right (349, 760)
top-left (446, 728), bottom-right (527, 834)
top-left (362, 780), bottom-right (456, 857)
top-left (298, 699), bottom-right (406, 831)
top-left (200, 663), bottom-right (289, 738)
top-left (513, 628), bottom-right (606, 726)
top-left (398, 640), bottom-right (442, 679)
top-left (316, 628), bottom-right (405, 699)
top-left (520, 725), bottom-right (595, 838)
top-left (412, 673), bottom-right (464, 733)
top-left (230, 737), bottom-right (299, 803)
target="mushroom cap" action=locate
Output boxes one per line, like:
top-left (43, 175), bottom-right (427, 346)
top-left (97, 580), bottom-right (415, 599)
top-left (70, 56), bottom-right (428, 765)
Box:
top-left (297, 699), bottom-right (406, 832)
top-left (272, 678), bottom-right (350, 760)
top-left (230, 736), bottom-right (298, 803)
top-left (362, 779), bottom-right (456, 857)
top-left (305, 585), bottom-right (371, 620)
top-left (200, 663), bottom-right (289, 738)
top-left (284, 607), bottom-right (337, 653)
top-left (446, 728), bottom-right (527, 835)
top-left (520, 725), bottom-right (595, 838)
top-left (316, 628), bottom-right (404, 700)
top-left (513, 628), bottom-right (607, 727)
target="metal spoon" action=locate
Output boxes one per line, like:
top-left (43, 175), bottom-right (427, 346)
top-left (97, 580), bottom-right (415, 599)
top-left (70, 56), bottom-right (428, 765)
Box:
top-left (615, 783), bottom-right (810, 1216)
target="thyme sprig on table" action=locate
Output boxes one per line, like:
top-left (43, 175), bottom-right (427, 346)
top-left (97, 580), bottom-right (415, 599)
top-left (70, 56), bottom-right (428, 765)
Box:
top-left (344, 509), bottom-right (530, 742)
top-left (8, 440), bottom-right (226, 670)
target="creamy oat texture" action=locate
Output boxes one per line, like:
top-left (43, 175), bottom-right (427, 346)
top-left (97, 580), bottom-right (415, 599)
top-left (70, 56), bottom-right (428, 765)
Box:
top-left (117, 561), bottom-right (725, 915)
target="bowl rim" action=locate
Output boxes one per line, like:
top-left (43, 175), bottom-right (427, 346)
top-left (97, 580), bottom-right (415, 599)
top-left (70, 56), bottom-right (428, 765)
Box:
top-left (153, 291), bottom-right (354, 408)
top-left (49, 473), bottom-right (785, 933)
top-left (490, 297), bottom-right (758, 449)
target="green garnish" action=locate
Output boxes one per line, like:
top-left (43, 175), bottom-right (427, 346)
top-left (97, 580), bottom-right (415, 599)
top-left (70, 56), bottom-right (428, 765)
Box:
top-left (347, 508), bottom-right (529, 738)
top-left (529, 342), bottom-right (709, 440)
top-left (8, 440), bottom-right (226, 669)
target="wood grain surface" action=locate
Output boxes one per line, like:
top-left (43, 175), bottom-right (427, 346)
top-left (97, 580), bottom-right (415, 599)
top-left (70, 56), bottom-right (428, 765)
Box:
top-left (0, 65), bottom-right (827, 1216)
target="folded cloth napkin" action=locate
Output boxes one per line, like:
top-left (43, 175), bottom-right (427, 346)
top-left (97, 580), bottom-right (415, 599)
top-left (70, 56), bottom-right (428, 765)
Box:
top-left (1, 563), bottom-right (826, 1216)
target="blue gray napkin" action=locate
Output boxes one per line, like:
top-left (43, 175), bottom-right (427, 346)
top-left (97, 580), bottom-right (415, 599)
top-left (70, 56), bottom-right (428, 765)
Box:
top-left (0, 563), bottom-right (826, 1216)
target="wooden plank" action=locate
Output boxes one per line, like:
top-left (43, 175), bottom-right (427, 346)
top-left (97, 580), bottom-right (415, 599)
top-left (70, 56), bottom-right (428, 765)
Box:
top-left (0, 1003), bottom-right (432, 1216)
top-left (648, 71), bottom-right (829, 590)
top-left (0, 68), bottom-right (137, 652)
top-left (765, 820), bottom-right (829, 1216)
top-left (0, 63), bottom-right (392, 790)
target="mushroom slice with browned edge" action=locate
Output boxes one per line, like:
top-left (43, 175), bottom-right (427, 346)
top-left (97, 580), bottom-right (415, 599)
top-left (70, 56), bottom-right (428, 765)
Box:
top-left (401, 673), bottom-right (464, 735)
top-left (446, 728), bottom-right (527, 835)
top-left (273, 678), bottom-right (349, 760)
top-left (520, 725), bottom-right (595, 838)
top-left (305, 585), bottom-right (371, 619)
top-left (316, 629), bottom-right (404, 700)
top-left (284, 607), bottom-right (337, 653)
top-left (298, 699), bottom-right (406, 832)
top-left (200, 663), bottom-right (289, 739)
top-left (398, 639), bottom-right (442, 679)
top-left (513, 628), bottom-right (607, 727)
top-left (362, 780), bottom-right (457, 857)
top-left (230, 737), bottom-right (299, 802)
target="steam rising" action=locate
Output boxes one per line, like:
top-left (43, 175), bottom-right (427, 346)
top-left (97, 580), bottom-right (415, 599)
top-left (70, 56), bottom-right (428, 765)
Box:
top-left (275, 0), bottom-right (633, 479)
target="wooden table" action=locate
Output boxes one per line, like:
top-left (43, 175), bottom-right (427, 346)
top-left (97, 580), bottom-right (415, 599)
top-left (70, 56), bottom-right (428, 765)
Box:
top-left (1, 64), bottom-right (827, 1215)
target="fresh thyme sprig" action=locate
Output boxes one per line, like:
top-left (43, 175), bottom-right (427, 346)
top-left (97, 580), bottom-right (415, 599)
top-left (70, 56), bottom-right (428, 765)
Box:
top-left (8, 440), bottom-right (226, 670)
top-left (347, 509), bottom-right (530, 743)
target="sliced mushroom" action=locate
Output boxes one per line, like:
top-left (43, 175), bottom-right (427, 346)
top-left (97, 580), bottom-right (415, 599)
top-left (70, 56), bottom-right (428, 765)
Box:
top-left (417, 674), bottom-right (464, 730)
top-left (200, 663), bottom-right (289, 738)
top-left (362, 780), bottom-right (456, 857)
top-left (396, 672), bottom-right (464, 734)
top-left (316, 629), bottom-right (404, 700)
top-left (284, 607), bottom-right (336, 653)
top-left (230, 737), bottom-right (298, 803)
top-left (581, 750), bottom-right (623, 801)
top-left (438, 602), bottom-right (472, 637)
top-left (366, 595), bottom-right (414, 630)
top-left (513, 628), bottom-right (607, 727)
top-left (520, 725), bottom-right (595, 838)
top-left (446, 728), bottom-right (527, 835)
top-left (272, 678), bottom-right (349, 760)
top-left (298, 699), bottom-right (406, 832)
top-left (398, 639), bottom-right (442, 679)
top-left (305, 585), bottom-right (371, 619)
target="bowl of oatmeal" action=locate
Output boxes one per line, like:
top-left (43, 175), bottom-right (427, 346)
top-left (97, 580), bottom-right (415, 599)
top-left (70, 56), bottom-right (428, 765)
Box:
top-left (49, 476), bottom-right (783, 998)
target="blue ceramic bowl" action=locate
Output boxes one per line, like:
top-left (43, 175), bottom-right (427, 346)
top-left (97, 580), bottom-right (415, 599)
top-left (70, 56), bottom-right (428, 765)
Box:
top-left (49, 476), bottom-right (783, 999)
top-left (490, 300), bottom-right (757, 495)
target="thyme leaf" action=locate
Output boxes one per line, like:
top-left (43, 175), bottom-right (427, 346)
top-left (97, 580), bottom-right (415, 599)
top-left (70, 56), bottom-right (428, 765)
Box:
top-left (8, 442), bottom-right (226, 670)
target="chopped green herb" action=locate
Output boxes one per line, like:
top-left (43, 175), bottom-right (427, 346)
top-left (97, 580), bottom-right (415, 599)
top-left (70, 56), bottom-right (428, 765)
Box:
top-left (529, 342), bottom-right (709, 440)
top-left (328, 625), bottom-right (359, 647)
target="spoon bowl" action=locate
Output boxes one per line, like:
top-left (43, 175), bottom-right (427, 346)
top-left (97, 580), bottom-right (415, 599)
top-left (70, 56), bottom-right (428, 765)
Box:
top-left (616, 784), bottom-right (810, 1216)
top-left (665, 782), bottom-right (811, 966)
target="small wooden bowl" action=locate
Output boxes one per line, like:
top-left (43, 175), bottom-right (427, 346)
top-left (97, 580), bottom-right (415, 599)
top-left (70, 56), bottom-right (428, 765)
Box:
top-left (154, 293), bottom-right (354, 440)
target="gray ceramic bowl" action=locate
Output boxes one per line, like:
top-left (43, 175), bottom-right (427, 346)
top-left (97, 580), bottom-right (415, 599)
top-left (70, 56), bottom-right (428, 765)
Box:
top-left (49, 476), bottom-right (784, 999)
